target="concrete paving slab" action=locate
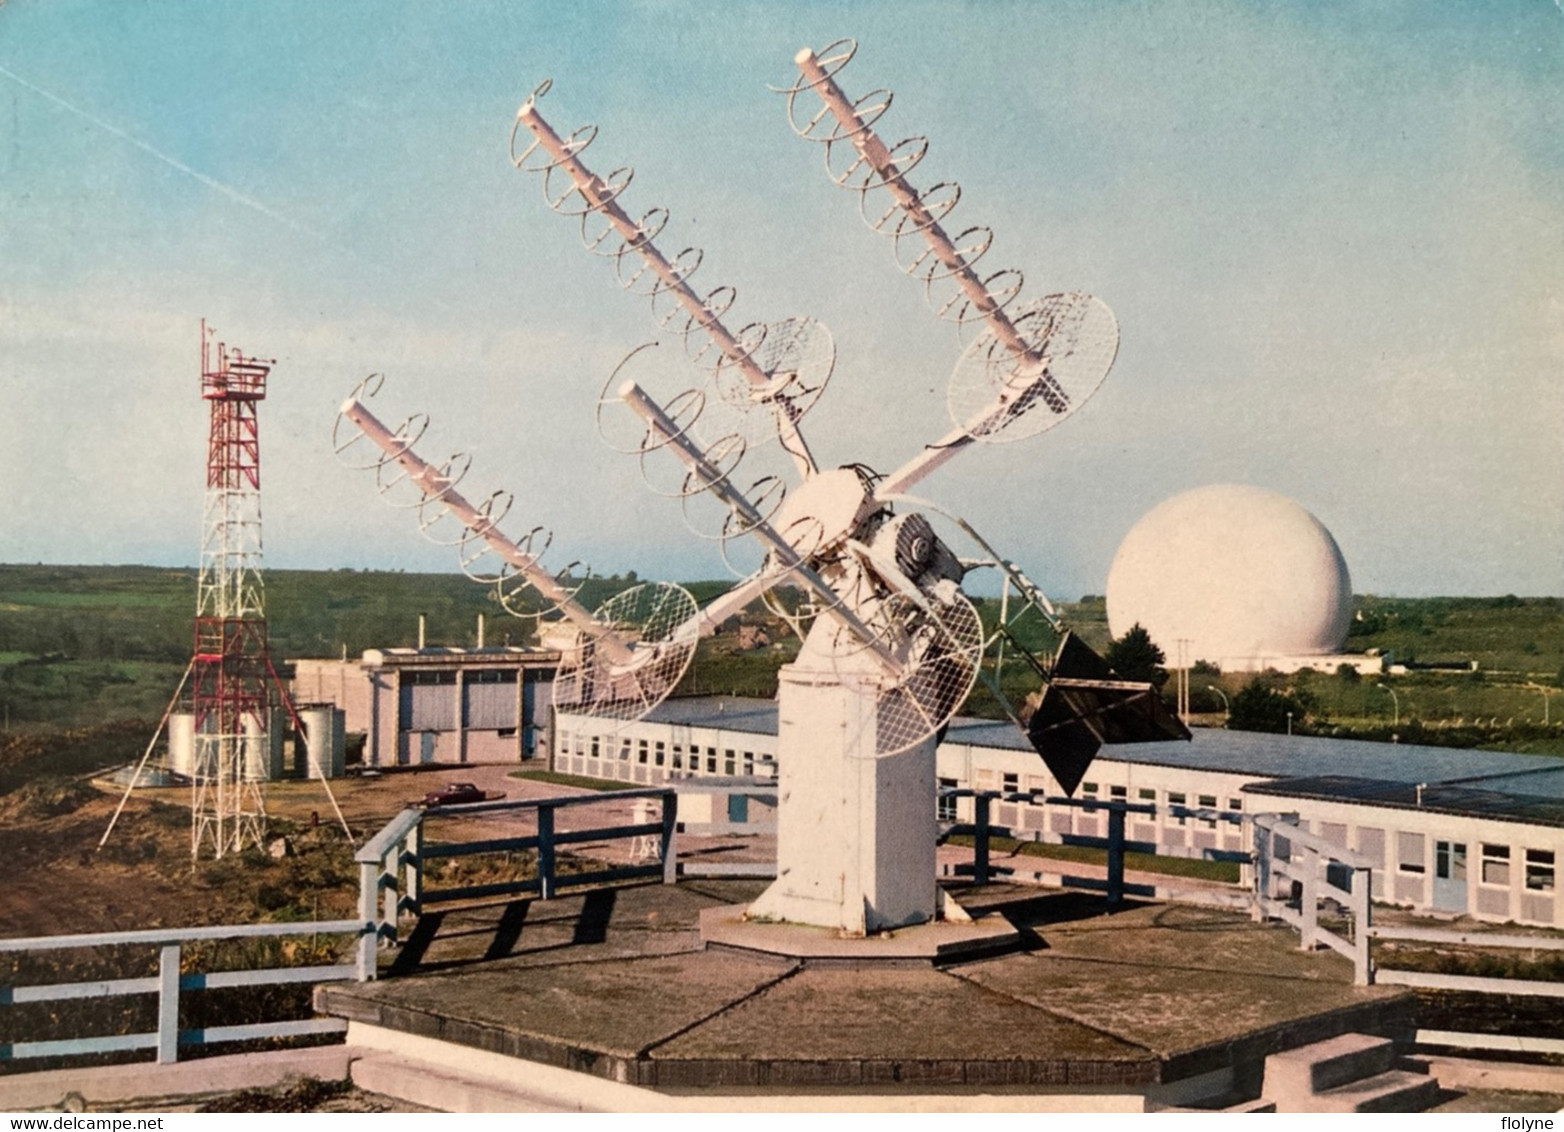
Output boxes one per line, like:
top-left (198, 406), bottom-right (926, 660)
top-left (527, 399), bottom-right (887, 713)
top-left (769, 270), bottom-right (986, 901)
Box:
top-left (956, 949), bottom-right (1411, 1082)
top-left (648, 964), bottom-right (1156, 1090)
top-left (320, 949), bottom-right (796, 1080)
top-left (383, 879), bottom-right (749, 973)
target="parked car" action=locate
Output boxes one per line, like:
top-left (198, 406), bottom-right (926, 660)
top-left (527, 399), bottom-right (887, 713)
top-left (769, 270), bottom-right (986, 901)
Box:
top-left (422, 782), bottom-right (486, 808)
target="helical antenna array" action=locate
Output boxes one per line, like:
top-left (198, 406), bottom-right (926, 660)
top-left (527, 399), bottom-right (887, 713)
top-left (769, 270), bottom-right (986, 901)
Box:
top-left (333, 378), bottom-right (700, 722)
top-left (781, 42), bottom-right (1121, 446)
top-left (778, 41), bottom-right (1023, 333)
top-left (332, 375), bottom-right (588, 622)
top-left (511, 81), bottom-right (834, 479)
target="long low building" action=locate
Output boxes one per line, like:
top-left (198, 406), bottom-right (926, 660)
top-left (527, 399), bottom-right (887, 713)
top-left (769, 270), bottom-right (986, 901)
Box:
top-left (552, 695), bottom-right (1563, 930)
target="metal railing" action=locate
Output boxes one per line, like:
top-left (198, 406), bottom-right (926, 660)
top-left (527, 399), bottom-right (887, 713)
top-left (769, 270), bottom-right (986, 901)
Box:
top-left (940, 788), bottom-right (1248, 904)
top-left (0, 790), bottom-right (688, 1067)
top-left (360, 790), bottom-right (680, 943)
top-left (1250, 815), bottom-right (1564, 998)
top-left (1252, 813), bottom-right (1373, 984)
top-left (1365, 924), bottom-right (1564, 999)
top-left (673, 778), bottom-right (777, 878)
top-left (0, 920), bottom-right (363, 1065)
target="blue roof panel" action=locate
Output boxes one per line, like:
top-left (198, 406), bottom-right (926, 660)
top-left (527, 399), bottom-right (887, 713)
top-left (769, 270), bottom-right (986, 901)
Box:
top-left (649, 696), bottom-right (1560, 792)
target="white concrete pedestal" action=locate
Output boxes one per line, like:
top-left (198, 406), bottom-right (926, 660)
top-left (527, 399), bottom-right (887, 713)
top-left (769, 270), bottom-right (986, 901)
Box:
top-left (747, 634), bottom-right (939, 935)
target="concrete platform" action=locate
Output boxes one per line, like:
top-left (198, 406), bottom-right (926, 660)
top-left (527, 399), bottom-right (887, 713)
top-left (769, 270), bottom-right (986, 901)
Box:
top-left (699, 903), bottom-right (1021, 965)
top-left (315, 880), bottom-right (1416, 1101)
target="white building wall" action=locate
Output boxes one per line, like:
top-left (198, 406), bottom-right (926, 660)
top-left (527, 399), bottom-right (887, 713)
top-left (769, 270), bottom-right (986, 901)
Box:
top-left (553, 712), bottom-right (778, 787)
top-left (1268, 794), bottom-right (1560, 929)
top-left (551, 705), bottom-right (1562, 928)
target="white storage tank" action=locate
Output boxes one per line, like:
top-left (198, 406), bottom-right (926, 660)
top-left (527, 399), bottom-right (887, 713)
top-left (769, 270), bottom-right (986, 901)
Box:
top-left (167, 711), bottom-right (196, 778)
top-left (241, 710), bottom-right (286, 781)
top-left (298, 703), bottom-right (346, 779)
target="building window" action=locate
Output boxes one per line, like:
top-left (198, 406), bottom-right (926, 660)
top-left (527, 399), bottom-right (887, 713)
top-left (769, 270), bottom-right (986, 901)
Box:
top-left (1435, 840), bottom-right (1467, 882)
top-left (743, 751), bottom-right (755, 777)
top-left (1526, 849), bottom-right (1556, 892)
top-left (1137, 788), bottom-right (1156, 803)
top-left (1481, 844), bottom-right (1511, 886)
top-left (937, 777), bottom-right (959, 821)
top-left (1110, 785), bottom-right (1127, 802)
top-left (706, 747), bottom-right (718, 774)
top-left (637, 739), bottom-right (649, 765)
top-left (1397, 831), bottom-right (1426, 875)
top-left (654, 741), bottom-right (665, 767)
top-left (1081, 781), bottom-right (1098, 813)
top-left (1002, 772), bottom-right (1019, 796)
top-left (1167, 791), bottom-right (1187, 826)
top-left (724, 749), bottom-right (736, 776)
top-left (467, 669), bottom-right (516, 684)
top-left (1198, 794), bottom-right (1217, 828)
top-left (590, 736), bottom-right (599, 759)
top-left (1227, 797), bottom-right (1243, 812)
top-left (619, 738), bottom-right (632, 761)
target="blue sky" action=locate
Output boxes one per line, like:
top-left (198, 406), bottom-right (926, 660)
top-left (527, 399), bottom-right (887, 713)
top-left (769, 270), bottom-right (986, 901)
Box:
top-left (1, 0), bottom-right (1560, 599)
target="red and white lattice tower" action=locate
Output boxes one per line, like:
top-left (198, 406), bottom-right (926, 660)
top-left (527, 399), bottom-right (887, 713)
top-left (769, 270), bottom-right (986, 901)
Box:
top-left (190, 321), bottom-right (277, 859)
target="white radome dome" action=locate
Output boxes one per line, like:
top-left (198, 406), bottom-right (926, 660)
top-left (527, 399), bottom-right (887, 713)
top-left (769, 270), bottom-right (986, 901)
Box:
top-left (1105, 485), bottom-right (1351, 668)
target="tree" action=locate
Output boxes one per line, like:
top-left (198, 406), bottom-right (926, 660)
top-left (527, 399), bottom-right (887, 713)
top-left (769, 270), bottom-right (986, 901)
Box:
top-left (1105, 623), bottom-right (1168, 688)
top-left (1228, 678), bottom-right (1314, 734)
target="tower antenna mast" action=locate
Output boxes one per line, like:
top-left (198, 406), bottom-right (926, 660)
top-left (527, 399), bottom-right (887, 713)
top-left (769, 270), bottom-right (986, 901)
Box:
top-left (189, 322), bottom-right (305, 858)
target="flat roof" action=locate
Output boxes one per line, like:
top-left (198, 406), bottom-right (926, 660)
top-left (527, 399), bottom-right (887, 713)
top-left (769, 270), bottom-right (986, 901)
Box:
top-left (644, 696), bottom-right (779, 737)
top-left (1243, 775), bottom-right (1564, 830)
top-left (641, 695), bottom-right (1560, 795)
top-left (357, 646), bottom-right (558, 668)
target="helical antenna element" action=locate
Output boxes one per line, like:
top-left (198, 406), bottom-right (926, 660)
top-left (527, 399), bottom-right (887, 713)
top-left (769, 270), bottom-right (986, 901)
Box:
top-left (335, 383), bottom-right (700, 723)
top-left (511, 85), bottom-right (831, 470)
top-left (783, 43), bottom-right (1046, 358)
top-left (455, 491), bottom-right (518, 583)
top-left (946, 292), bottom-right (1118, 443)
top-left (336, 380), bottom-right (590, 627)
top-left (415, 453), bottom-right (475, 544)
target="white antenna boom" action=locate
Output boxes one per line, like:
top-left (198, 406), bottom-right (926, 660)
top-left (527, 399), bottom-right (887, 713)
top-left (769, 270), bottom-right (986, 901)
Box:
top-left (514, 88), bottom-right (819, 477)
top-left (619, 380), bottom-right (901, 674)
top-left (339, 395), bottom-right (632, 667)
top-left (793, 46), bottom-right (1063, 406)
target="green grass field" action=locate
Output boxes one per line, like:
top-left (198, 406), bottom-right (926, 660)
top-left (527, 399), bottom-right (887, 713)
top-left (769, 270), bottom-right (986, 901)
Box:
top-left (0, 564), bottom-right (1558, 751)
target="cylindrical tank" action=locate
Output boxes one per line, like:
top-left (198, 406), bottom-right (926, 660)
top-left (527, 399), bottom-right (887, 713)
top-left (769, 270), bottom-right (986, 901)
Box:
top-left (241, 710), bottom-right (286, 782)
top-left (167, 712), bottom-right (196, 778)
top-left (242, 714), bottom-right (268, 782)
top-left (298, 703), bottom-right (346, 779)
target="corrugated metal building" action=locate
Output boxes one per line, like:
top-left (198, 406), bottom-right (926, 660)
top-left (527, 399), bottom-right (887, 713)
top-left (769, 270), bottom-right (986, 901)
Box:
top-left (292, 646), bottom-right (557, 766)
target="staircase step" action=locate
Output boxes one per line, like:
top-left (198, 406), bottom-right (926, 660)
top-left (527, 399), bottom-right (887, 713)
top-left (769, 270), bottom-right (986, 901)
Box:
top-left (1224, 1098), bottom-right (1278, 1113)
top-left (1263, 1032), bottom-right (1397, 1101)
top-left (1312, 1069), bottom-right (1441, 1114)
top-left (351, 1052), bottom-right (576, 1114)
